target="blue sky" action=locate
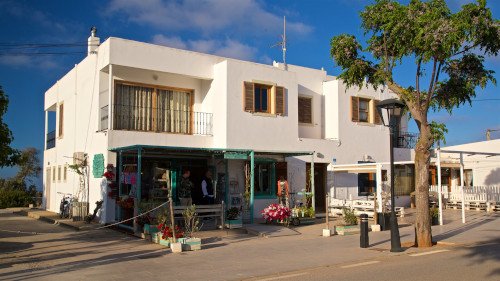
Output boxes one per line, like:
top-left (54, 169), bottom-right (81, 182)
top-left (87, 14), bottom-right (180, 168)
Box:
top-left (0, 0), bottom-right (499, 181)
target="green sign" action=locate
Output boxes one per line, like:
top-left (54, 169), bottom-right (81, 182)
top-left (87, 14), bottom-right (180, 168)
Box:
top-left (93, 154), bottom-right (105, 178)
top-left (224, 152), bottom-right (248, 160)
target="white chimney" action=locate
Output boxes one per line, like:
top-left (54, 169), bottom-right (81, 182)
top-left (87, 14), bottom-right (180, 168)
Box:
top-left (88, 27), bottom-right (100, 55)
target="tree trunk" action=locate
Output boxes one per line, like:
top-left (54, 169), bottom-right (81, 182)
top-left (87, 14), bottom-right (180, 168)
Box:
top-left (414, 122), bottom-right (433, 247)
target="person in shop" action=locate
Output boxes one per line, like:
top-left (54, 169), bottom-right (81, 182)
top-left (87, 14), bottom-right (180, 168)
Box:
top-left (201, 170), bottom-right (215, 205)
top-left (178, 169), bottom-right (193, 206)
top-left (277, 176), bottom-right (289, 207)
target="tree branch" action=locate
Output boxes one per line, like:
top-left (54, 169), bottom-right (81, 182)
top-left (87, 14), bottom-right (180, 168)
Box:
top-left (416, 58), bottom-right (422, 105)
top-left (426, 60), bottom-right (443, 109)
top-left (426, 58), bottom-right (438, 109)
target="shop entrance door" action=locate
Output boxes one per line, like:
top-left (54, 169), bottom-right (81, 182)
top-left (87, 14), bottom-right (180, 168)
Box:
top-left (307, 163), bottom-right (327, 213)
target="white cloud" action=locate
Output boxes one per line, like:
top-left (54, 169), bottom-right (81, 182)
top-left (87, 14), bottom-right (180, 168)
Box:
top-left (107, 0), bottom-right (312, 36)
top-left (152, 35), bottom-right (257, 60)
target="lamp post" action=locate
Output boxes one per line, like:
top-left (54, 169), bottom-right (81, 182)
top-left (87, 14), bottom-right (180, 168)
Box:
top-left (376, 98), bottom-right (404, 252)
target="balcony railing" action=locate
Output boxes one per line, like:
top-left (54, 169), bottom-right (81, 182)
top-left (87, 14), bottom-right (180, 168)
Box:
top-left (46, 130), bottom-right (55, 150)
top-left (113, 104), bottom-right (213, 136)
top-left (394, 131), bottom-right (419, 149)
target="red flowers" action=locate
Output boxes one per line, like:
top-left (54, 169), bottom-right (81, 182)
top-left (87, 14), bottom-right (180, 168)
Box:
top-left (158, 223), bottom-right (184, 239)
top-left (261, 203), bottom-right (291, 222)
top-left (103, 171), bottom-right (115, 180)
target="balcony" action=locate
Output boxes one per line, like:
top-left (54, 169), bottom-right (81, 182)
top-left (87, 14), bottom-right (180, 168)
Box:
top-left (46, 130), bottom-right (55, 150)
top-left (113, 104), bottom-right (213, 136)
top-left (394, 131), bottom-right (419, 149)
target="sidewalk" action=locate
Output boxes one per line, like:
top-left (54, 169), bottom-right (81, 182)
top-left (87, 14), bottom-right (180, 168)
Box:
top-left (10, 208), bottom-right (102, 231)
top-left (2, 208), bottom-right (497, 280)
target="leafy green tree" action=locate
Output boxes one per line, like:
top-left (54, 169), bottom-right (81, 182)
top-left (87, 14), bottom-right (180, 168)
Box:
top-left (330, 0), bottom-right (499, 247)
top-left (0, 86), bottom-right (19, 167)
top-left (13, 148), bottom-right (41, 186)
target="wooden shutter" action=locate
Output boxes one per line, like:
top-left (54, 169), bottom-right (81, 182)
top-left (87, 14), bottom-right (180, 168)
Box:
top-left (243, 81), bottom-right (254, 112)
top-left (373, 100), bottom-right (382, 125)
top-left (298, 97), bottom-right (312, 124)
top-left (275, 86), bottom-right (285, 115)
top-left (58, 103), bottom-right (64, 137)
top-left (351, 97), bottom-right (359, 122)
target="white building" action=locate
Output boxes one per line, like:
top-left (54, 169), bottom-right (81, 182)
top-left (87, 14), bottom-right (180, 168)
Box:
top-left (43, 30), bottom-right (412, 226)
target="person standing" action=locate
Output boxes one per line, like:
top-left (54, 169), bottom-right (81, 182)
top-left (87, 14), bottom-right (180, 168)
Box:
top-left (178, 169), bottom-right (193, 206)
top-left (277, 176), bottom-right (289, 207)
top-left (201, 170), bottom-right (214, 204)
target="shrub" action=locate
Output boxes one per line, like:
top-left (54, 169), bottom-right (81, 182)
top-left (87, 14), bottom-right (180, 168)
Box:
top-left (0, 188), bottom-right (33, 209)
top-left (342, 208), bottom-right (358, 226)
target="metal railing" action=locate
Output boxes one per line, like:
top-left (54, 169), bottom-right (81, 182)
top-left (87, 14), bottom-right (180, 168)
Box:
top-left (113, 104), bottom-right (213, 136)
top-left (394, 131), bottom-right (418, 149)
top-left (46, 130), bottom-right (55, 149)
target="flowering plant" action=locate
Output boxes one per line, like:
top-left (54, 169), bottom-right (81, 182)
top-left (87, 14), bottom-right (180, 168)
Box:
top-left (261, 203), bottom-right (291, 222)
top-left (103, 171), bottom-right (115, 180)
top-left (158, 223), bottom-right (184, 239)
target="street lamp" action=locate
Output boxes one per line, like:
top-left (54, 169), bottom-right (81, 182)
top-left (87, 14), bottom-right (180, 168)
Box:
top-left (376, 98), bottom-right (404, 252)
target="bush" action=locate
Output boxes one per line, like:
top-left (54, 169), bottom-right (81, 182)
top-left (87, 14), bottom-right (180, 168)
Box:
top-left (0, 189), bottom-right (33, 208)
top-left (342, 208), bottom-right (358, 225)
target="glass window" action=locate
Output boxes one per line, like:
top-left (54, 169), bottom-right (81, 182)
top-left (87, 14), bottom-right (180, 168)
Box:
top-left (358, 98), bottom-right (369, 122)
top-left (254, 84), bottom-right (270, 113)
top-left (394, 165), bottom-right (415, 196)
top-left (358, 173), bottom-right (376, 196)
top-left (254, 162), bottom-right (276, 197)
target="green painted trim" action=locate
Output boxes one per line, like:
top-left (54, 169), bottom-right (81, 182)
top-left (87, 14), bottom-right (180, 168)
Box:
top-left (108, 144), bottom-right (313, 157)
top-left (171, 169), bottom-right (178, 202)
top-left (117, 151), bottom-right (122, 222)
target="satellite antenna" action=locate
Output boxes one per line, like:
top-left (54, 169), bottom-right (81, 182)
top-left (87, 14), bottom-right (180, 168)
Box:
top-left (272, 16), bottom-right (287, 70)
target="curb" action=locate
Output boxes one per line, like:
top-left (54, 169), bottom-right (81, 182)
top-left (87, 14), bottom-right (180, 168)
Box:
top-left (14, 209), bottom-right (82, 231)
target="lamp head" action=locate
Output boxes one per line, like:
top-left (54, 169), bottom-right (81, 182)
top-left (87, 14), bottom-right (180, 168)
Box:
top-left (376, 98), bottom-right (405, 126)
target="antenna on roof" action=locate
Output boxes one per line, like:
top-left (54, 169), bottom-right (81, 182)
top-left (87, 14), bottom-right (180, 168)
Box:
top-left (271, 16), bottom-right (287, 70)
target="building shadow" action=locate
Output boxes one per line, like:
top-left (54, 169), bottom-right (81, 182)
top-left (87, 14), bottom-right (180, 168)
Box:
top-left (461, 237), bottom-right (500, 277)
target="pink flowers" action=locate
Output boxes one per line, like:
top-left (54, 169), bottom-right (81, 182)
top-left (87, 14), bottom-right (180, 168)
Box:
top-left (261, 203), bottom-right (291, 222)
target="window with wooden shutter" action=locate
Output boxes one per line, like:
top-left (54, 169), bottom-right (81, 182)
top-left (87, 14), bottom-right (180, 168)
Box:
top-left (373, 100), bottom-right (382, 125)
top-left (298, 96), bottom-right (313, 124)
top-left (358, 98), bottom-right (370, 122)
top-left (58, 103), bottom-right (64, 138)
top-left (275, 86), bottom-right (285, 115)
top-left (243, 81), bottom-right (254, 112)
top-left (351, 97), bottom-right (359, 122)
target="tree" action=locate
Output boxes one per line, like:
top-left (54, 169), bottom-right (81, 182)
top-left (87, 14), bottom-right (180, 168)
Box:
top-left (330, 0), bottom-right (499, 247)
top-left (13, 148), bottom-right (42, 186)
top-left (0, 86), bottom-right (19, 167)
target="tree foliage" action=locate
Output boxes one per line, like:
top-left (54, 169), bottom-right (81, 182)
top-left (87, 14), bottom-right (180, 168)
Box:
top-left (0, 86), bottom-right (19, 167)
top-left (330, 0), bottom-right (499, 247)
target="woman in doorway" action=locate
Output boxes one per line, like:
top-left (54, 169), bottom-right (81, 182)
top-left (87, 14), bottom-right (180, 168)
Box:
top-left (277, 176), bottom-right (289, 207)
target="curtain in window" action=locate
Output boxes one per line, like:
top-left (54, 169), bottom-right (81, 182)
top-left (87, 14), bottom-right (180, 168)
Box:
top-left (115, 84), bottom-right (153, 131)
top-left (157, 89), bottom-right (191, 134)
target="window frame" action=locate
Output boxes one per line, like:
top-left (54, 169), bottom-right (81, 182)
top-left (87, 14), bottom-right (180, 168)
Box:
top-left (298, 95), bottom-right (313, 124)
top-left (358, 98), bottom-right (370, 123)
top-left (253, 83), bottom-right (272, 113)
top-left (253, 159), bottom-right (277, 199)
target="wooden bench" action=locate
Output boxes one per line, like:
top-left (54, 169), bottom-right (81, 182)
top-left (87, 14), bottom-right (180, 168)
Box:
top-left (173, 203), bottom-right (225, 229)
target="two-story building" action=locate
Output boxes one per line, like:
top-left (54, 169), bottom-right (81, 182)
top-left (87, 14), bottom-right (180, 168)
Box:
top-left (43, 30), bottom-right (413, 227)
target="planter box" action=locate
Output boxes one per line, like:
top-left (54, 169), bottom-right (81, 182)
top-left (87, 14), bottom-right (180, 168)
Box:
top-left (335, 225), bottom-right (360, 236)
top-left (225, 219), bottom-right (243, 229)
top-left (431, 216), bottom-right (439, 226)
top-left (159, 237), bottom-right (170, 247)
top-left (143, 224), bottom-right (159, 234)
top-left (170, 242), bottom-right (183, 253)
top-left (152, 232), bottom-right (161, 244)
top-left (182, 237), bottom-right (202, 251)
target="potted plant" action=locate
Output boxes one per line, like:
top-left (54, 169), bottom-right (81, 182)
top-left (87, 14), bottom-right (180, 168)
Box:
top-left (182, 205), bottom-right (202, 251)
top-left (261, 203), bottom-right (291, 226)
top-left (225, 207), bottom-right (242, 229)
top-left (158, 223), bottom-right (184, 249)
top-left (291, 206), bottom-right (316, 226)
top-left (335, 208), bottom-right (360, 235)
top-left (376, 191), bottom-right (391, 231)
top-left (430, 206), bottom-right (439, 226)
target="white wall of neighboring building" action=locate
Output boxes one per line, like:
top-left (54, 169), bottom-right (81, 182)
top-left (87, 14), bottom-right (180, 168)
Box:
top-left (439, 139), bottom-right (500, 186)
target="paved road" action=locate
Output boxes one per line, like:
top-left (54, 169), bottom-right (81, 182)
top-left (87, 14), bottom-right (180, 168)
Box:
top-left (1, 209), bottom-right (498, 281)
top-left (246, 241), bottom-right (500, 281)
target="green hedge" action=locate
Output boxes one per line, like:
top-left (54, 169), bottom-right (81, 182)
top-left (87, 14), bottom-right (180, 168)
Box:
top-left (0, 189), bottom-right (33, 209)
